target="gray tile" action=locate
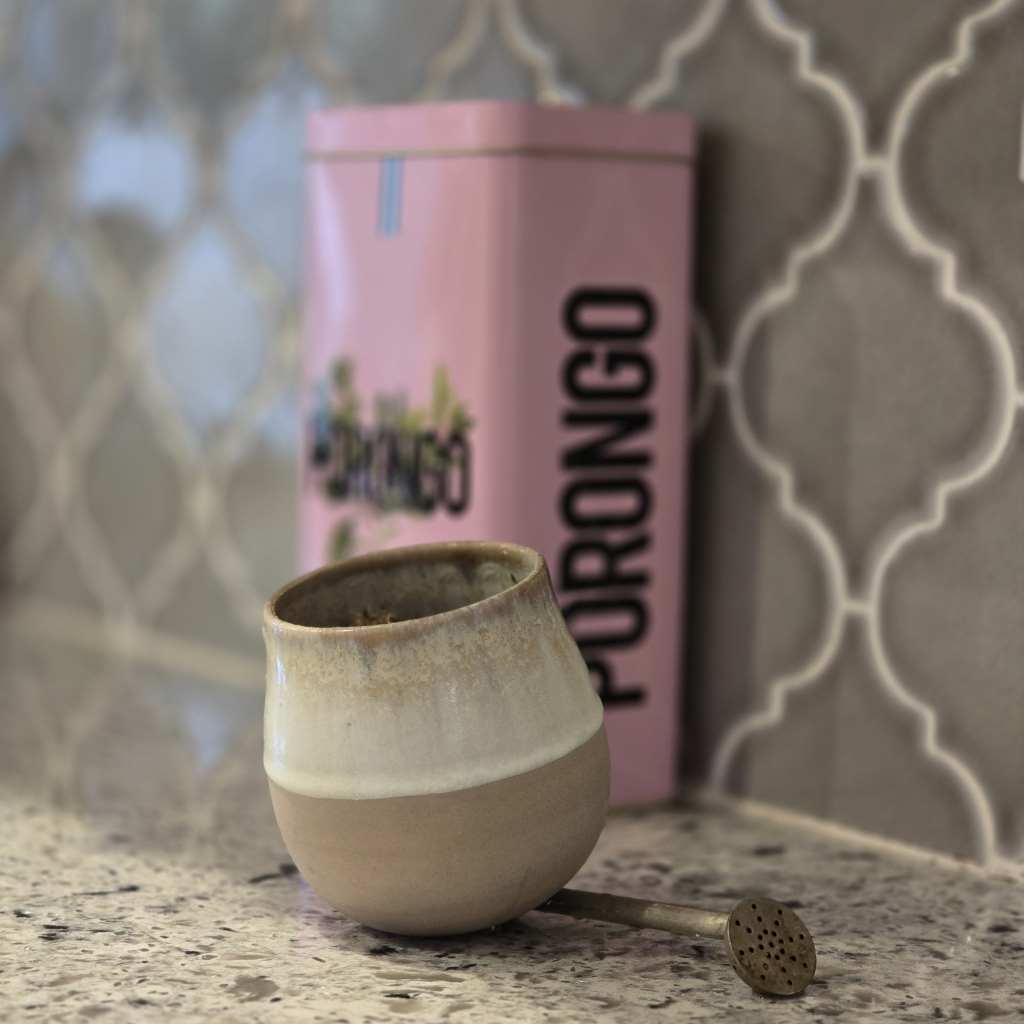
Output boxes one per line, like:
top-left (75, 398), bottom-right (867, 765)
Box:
top-left (0, 672), bottom-right (46, 795)
top-left (13, 641), bottom-right (117, 736)
top-left (444, 16), bottom-right (534, 101)
top-left (225, 65), bottom-right (324, 289)
top-left (735, 619), bottom-right (981, 859)
top-left (142, 670), bottom-right (261, 780)
top-left (20, 530), bottom-right (103, 613)
top-left (315, 0), bottom-right (467, 102)
top-left (84, 395), bottom-right (182, 589)
top-left (0, 643), bottom-right (119, 803)
top-left (689, 314), bottom-right (716, 437)
top-left (743, 178), bottom-right (996, 589)
top-left (0, 387), bottom-right (36, 556)
top-left (72, 674), bottom-right (193, 829)
top-left (520, 0), bottom-right (710, 104)
top-left (151, 554), bottom-right (260, 658)
top-left (778, 0), bottom-right (985, 147)
top-left (0, 86), bottom-right (46, 285)
top-left (883, 418), bottom-right (1024, 857)
top-left (17, 0), bottom-right (117, 121)
top-left (24, 243), bottom-right (109, 423)
top-left (223, 390), bottom-right (298, 601)
top-left (9, 635), bottom-right (114, 694)
top-left (208, 725), bottom-right (278, 859)
top-left (901, 2), bottom-right (1024, 366)
top-left (146, 224), bottom-right (270, 443)
top-left (684, 401), bottom-right (831, 782)
top-left (74, 85), bottom-right (194, 276)
top-left (156, 0), bottom-right (278, 127)
top-left (6, 638), bottom-right (263, 843)
top-left (652, 1), bottom-right (846, 356)
top-left (0, 3), bottom-right (22, 67)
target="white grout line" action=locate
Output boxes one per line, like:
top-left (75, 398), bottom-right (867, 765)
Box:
top-left (750, 0), bottom-right (870, 167)
top-left (1, 601), bottom-right (264, 692)
top-left (418, 0), bottom-right (493, 101)
top-left (0, 307), bottom-right (64, 583)
top-left (705, 0), bottom-right (1021, 866)
top-left (853, 0), bottom-right (1022, 866)
top-left (630, 0), bottom-right (728, 110)
top-left (707, 9), bottom-right (863, 791)
top-left (684, 787), bottom-right (1024, 883)
top-left (709, 573), bottom-right (848, 791)
top-left (496, 0), bottom-right (583, 104)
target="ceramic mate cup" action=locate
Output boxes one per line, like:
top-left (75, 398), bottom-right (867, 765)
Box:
top-left (263, 540), bottom-right (609, 936)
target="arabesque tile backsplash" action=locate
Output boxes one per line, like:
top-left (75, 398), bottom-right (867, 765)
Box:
top-left (1, 0), bottom-right (1022, 867)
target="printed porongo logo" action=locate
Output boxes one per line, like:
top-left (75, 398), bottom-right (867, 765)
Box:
top-left (308, 359), bottom-right (473, 558)
top-left (558, 286), bottom-right (656, 708)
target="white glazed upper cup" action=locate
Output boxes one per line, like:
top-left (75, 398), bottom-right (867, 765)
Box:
top-left (263, 540), bottom-right (605, 802)
top-left (261, 541), bottom-right (609, 936)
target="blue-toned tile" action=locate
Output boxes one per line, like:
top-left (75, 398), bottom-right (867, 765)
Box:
top-left (75, 85), bottom-right (194, 274)
top-left (225, 64), bottom-right (324, 288)
top-left (146, 224), bottom-right (270, 443)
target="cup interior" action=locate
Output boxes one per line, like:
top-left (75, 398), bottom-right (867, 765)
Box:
top-left (272, 543), bottom-right (540, 629)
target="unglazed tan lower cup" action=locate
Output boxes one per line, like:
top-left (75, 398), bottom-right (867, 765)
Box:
top-left (263, 540), bottom-right (609, 937)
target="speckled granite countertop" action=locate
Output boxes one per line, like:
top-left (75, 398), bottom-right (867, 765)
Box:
top-left (2, 637), bottom-right (1023, 1022)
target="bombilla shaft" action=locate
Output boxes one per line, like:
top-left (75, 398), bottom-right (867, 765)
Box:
top-left (539, 888), bottom-right (730, 940)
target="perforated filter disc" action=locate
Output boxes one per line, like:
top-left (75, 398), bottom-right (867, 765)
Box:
top-left (724, 897), bottom-right (817, 996)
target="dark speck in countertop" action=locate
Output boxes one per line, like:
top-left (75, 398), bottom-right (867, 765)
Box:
top-left (247, 863), bottom-right (299, 884)
top-left (73, 884), bottom-right (141, 897)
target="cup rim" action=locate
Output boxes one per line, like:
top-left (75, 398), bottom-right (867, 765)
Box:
top-left (264, 539), bottom-right (545, 637)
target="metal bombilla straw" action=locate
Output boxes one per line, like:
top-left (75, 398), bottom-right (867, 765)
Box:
top-left (538, 888), bottom-right (817, 997)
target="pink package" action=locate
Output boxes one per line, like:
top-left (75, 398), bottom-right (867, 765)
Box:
top-left (301, 101), bottom-right (696, 805)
